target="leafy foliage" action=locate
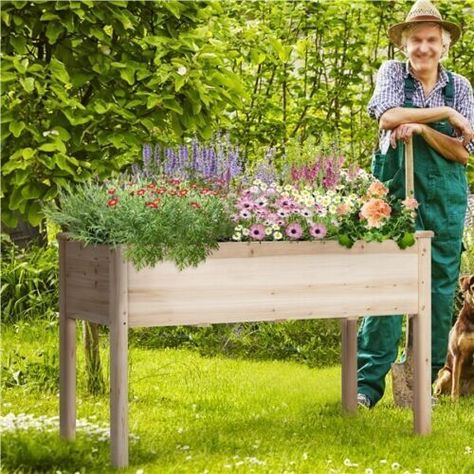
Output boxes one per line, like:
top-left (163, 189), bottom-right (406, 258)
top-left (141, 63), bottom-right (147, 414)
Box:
top-left (1, 0), bottom-right (244, 228)
top-left (3, 1), bottom-right (473, 230)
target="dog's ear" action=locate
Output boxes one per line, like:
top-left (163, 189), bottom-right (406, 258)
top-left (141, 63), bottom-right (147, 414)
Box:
top-left (459, 275), bottom-right (474, 292)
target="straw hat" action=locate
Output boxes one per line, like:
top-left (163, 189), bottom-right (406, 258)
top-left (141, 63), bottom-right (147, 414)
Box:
top-left (388, 0), bottom-right (461, 47)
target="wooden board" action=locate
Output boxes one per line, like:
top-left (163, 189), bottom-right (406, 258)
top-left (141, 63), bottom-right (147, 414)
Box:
top-left (127, 240), bottom-right (419, 327)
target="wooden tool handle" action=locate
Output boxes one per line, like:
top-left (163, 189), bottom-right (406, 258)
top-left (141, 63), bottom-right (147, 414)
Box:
top-left (405, 137), bottom-right (414, 198)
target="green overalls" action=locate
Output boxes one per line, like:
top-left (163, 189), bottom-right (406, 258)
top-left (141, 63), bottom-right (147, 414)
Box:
top-left (357, 71), bottom-right (468, 405)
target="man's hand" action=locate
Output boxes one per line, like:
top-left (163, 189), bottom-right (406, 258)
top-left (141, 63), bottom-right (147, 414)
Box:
top-left (447, 110), bottom-right (474, 146)
top-left (390, 123), bottom-right (423, 149)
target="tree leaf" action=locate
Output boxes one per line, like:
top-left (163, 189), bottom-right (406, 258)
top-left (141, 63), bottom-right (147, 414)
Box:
top-left (9, 121), bottom-right (26, 138)
top-left (49, 58), bottom-right (70, 84)
top-left (20, 77), bottom-right (35, 93)
top-left (46, 22), bottom-right (65, 44)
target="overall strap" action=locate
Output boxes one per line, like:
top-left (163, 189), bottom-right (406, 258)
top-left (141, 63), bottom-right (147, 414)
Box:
top-left (442, 71), bottom-right (454, 107)
top-left (403, 75), bottom-right (416, 107)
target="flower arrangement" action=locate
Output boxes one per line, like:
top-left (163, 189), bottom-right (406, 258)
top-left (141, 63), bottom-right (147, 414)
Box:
top-left (47, 138), bottom-right (418, 269)
top-left (230, 170), bottom-right (417, 249)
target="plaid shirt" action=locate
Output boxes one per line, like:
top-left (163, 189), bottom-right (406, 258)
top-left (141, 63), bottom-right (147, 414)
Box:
top-left (368, 60), bottom-right (474, 154)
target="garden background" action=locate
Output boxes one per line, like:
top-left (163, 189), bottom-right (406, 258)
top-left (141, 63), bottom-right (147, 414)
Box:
top-left (1, 1), bottom-right (474, 473)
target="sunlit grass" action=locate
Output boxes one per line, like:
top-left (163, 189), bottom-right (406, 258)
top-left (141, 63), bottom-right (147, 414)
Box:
top-left (2, 322), bottom-right (473, 474)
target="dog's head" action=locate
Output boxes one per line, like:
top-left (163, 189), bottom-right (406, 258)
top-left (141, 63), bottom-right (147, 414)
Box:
top-left (460, 274), bottom-right (474, 309)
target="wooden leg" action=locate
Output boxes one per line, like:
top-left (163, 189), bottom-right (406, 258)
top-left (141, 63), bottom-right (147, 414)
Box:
top-left (60, 313), bottom-right (76, 439)
top-left (59, 237), bottom-right (76, 440)
top-left (341, 318), bottom-right (358, 414)
top-left (110, 248), bottom-right (129, 468)
top-left (413, 236), bottom-right (431, 435)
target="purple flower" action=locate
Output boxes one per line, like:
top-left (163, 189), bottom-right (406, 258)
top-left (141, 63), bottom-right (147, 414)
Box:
top-left (250, 224), bottom-right (266, 241)
top-left (285, 223), bottom-right (303, 240)
top-left (277, 208), bottom-right (288, 218)
top-left (310, 223), bottom-right (327, 239)
top-left (240, 209), bottom-right (252, 219)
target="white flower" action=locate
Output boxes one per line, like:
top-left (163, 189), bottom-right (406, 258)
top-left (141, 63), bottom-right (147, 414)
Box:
top-left (235, 225), bottom-right (243, 231)
top-left (302, 452), bottom-right (309, 460)
top-left (391, 462), bottom-right (401, 470)
top-left (272, 224), bottom-right (280, 231)
top-left (177, 66), bottom-right (187, 76)
top-left (465, 446), bottom-right (473, 455)
top-left (136, 470), bottom-right (144, 474)
top-left (284, 184), bottom-right (293, 192)
top-left (265, 227), bottom-right (272, 235)
top-left (365, 469), bottom-right (374, 474)
top-left (242, 228), bottom-right (250, 236)
top-left (232, 232), bottom-right (242, 241)
top-left (273, 231), bottom-right (283, 240)
top-left (380, 459), bottom-right (388, 464)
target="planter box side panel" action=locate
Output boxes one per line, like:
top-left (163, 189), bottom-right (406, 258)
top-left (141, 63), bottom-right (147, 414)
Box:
top-left (127, 246), bottom-right (419, 327)
top-left (64, 240), bottom-right (110, 325)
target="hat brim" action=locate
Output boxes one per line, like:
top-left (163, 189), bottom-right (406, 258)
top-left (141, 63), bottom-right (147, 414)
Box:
top-left (388, 20), bottom-right (461, 48)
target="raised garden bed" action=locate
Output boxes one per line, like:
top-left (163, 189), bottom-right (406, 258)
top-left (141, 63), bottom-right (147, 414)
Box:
top-left (58, 231), bottom-right (433, 468)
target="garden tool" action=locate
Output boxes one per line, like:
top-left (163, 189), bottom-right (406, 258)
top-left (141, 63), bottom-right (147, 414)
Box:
top-left (391, 137), bottom-right (416, 408)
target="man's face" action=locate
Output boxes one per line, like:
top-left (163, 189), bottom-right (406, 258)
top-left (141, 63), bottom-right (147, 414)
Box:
top-left (405, 25), bottom-right (443, 75)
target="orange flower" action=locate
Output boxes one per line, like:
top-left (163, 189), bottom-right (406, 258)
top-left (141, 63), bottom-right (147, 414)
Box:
top-left (367, 180), bottom-right (389, 197)
top-left (107, 198), bottom-right (119, 207)
top-left (359, 198), bottom-right (391, 228)
top-left (145, 201), bottom-right (158, 208)
top-left (190, 201), bottom-right (201, 209)
top-left (336, 202), bottom-right (351, 216)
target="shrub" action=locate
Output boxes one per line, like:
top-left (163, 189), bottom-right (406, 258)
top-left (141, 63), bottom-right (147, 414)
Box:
top-left (130, 320), bottom-right (341, 368)
top-left (0, 234), bottom-right (58, 323)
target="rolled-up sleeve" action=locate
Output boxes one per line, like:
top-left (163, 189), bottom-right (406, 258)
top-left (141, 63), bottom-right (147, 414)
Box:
top-left (367, 61), bottom-right (405, 121)
top-left (455, 77), bottom-right (474, 155)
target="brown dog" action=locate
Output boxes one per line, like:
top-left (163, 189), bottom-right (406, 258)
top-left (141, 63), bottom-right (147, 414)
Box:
top-left (433, 275), bottom-right (474, 400)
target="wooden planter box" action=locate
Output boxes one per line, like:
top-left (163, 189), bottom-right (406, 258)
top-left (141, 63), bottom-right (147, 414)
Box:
top-left (58, 231), bottom-right (433, 468)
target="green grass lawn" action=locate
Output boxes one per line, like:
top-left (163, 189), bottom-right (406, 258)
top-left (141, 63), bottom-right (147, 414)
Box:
top-left (2, 321), bottom-right (473, 474)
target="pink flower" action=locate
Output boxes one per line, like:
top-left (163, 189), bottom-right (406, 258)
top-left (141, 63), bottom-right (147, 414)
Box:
top-left (359, 198), bottom-right (391, 228)
top-left (237, 197), bottom-right (255, 210)
top-left (277, 208), bottom-right (288, 218)
top-left (277, 198), bottom-right (293, 208)
top-left (367, 180), bottom-right (389, 197)
top-left (309, 223), bottom-right (327, 239)
top-left (255, 196), bottom-right (268, 208)
top-left (250, 224), bottom-right (266, 241)
top-left (402, 197), bottom-right (419, 210)
top-left (285, 223), bottom-right (303, 240)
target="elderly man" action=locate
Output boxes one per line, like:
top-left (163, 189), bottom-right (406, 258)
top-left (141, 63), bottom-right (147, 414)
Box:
top-left (357, 0), bottom-right (474, 408)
